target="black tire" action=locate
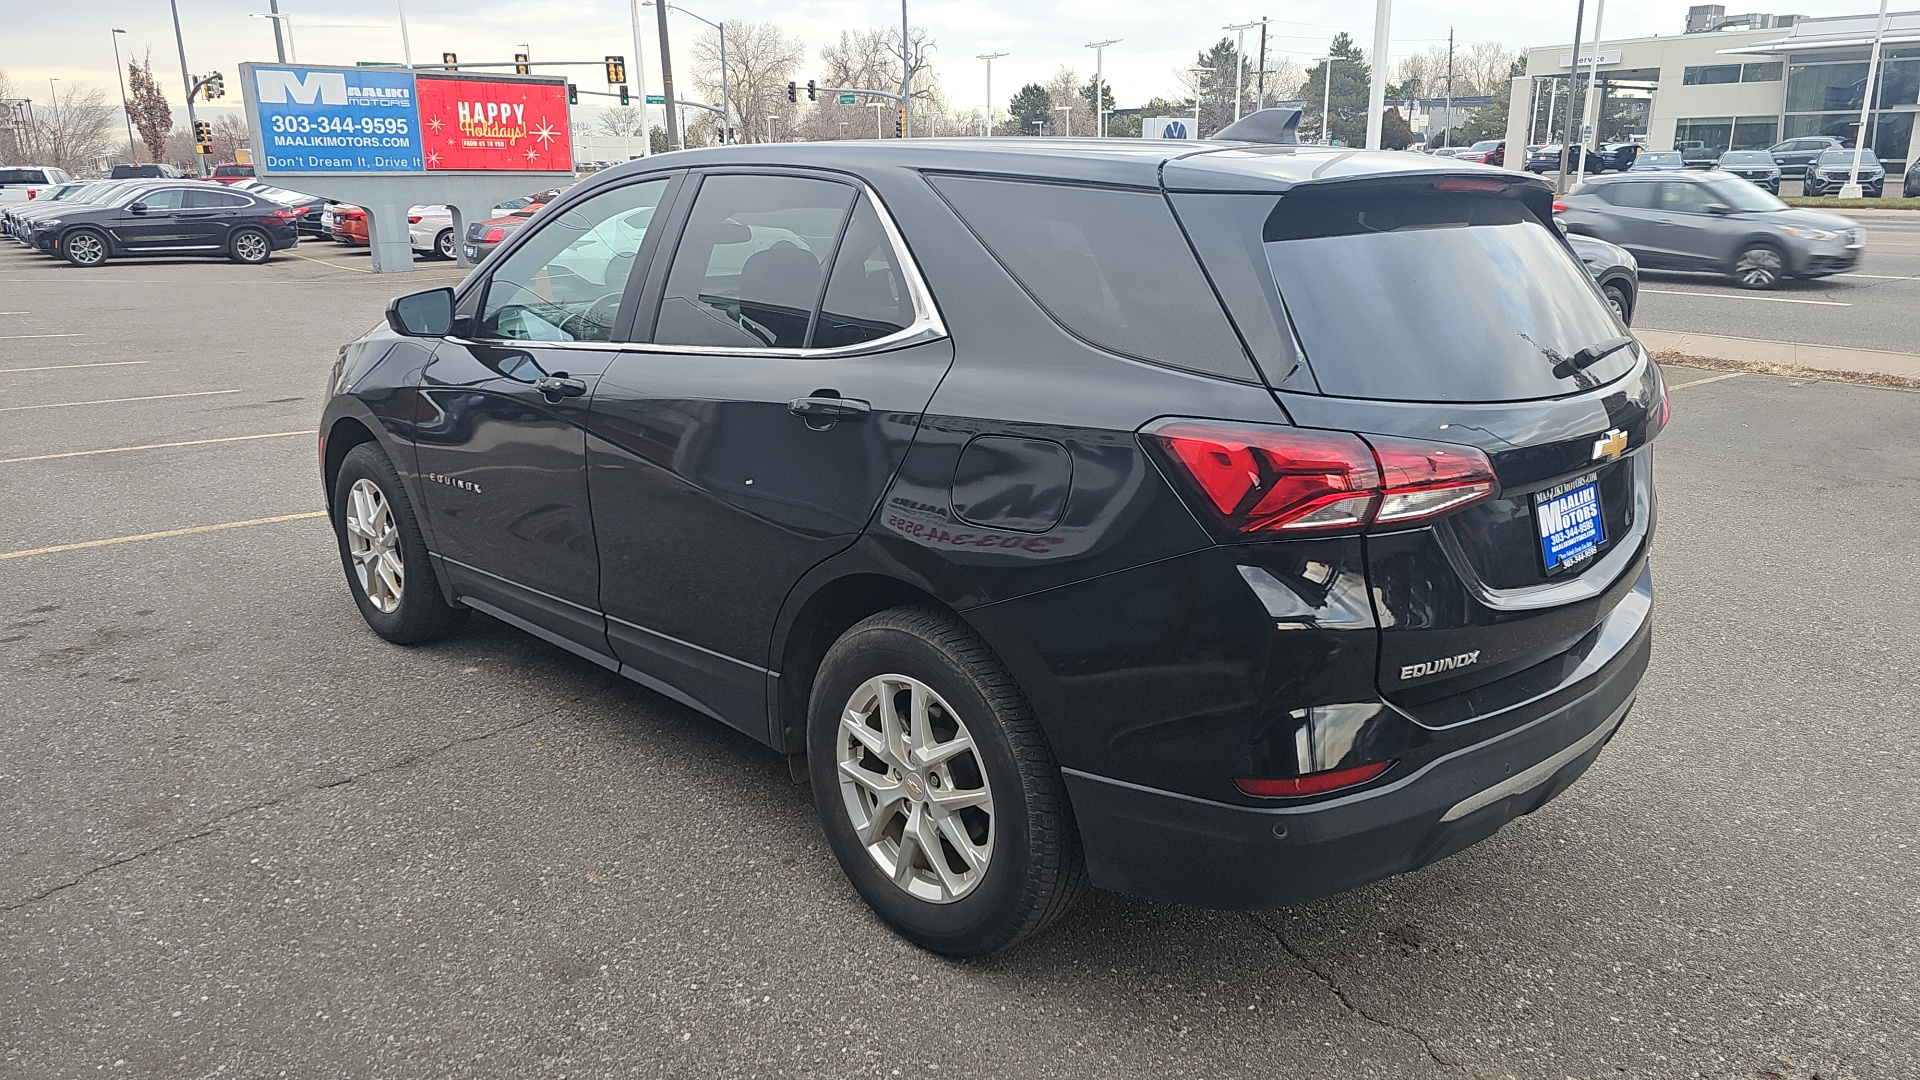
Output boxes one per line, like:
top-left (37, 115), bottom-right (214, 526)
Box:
top-left (808, 606), bottom-right (1085, 957)
top-left (331, 442), bottom-right (467, 644)
top-left (61, 228), bottom-right (109, 267)
top-left (1731, 243), bottom-right (1786, 290)
top-left (1603, 281), bottom-right (1633, 325)
top-left (435, 229), bottom-right (456, 260)
top-left (229, 227), bottom-right (272, 264)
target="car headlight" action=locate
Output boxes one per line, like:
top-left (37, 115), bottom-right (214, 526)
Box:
top-left (35, 219), bottom-right (62, 230)
top-left (1778, 226), bottom-right (1839, 240)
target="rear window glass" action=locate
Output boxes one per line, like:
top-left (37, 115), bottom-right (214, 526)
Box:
top-left (0, 169), bottom-right (46, 185)
top-left (1262, 187), bottom-right (1633, 403)
top-left (928, 175), bottom-right (1257, 382)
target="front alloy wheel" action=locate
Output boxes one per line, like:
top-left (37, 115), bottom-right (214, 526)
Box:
top-left (1733, 245), bottom-right (1784, 289)
top-left (63, 230), bottom-right (107, 267)
top-left (837, 674), bottom-right (995, 904)
top-left (344, 478), bottom-right (403, 613)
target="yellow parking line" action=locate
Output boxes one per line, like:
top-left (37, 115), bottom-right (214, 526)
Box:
top-left (0, 512), bottom-right (327, 562)
top-left (284, 250), bottom-right (373, 274)
top-left (0, 360), bottom-right (149, 374)
top-left (0, 430), bottom-right (312, 465)
top-left (0, 389), bottom-right (240, 413)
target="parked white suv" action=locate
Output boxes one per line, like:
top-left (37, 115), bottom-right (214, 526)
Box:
top-left (0, 166), bottom-right (73, 206)
top-left (408, 197), bottom-right (540, 259)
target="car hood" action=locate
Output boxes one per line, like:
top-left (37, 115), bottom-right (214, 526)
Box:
top-left (1568, 233), bottom-right (1633, 269)
top-left (1743, 207), bottom-right (1859, 231)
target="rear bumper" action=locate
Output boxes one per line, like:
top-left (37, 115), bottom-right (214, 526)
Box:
top-left (1063, 566), bottom-right (1652, 910)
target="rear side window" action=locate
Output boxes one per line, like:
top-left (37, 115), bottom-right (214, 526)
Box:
top-left (1599, 181), bottom-right (1658, 208)
top-left (0, 169), bottom-right (45, 185)
top-left (186, 189), bottom-right (252, 208)
top-left (1262, 186), bottom-right (1631, 403)
top-left (928, 175), bottom-right (1256, 382)
top-left (813, 196), bottom-right (914, 349)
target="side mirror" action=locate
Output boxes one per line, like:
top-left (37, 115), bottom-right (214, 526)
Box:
top-left (1554, 218), bottom-right (1571, 235)
top-left (386, 287), bottom-right (455, 337)
top-left (126, 202), bottom-right (147, 213)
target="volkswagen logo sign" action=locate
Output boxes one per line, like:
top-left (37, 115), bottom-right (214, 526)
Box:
top-left (1165, 120), bottom-right (1187, 138)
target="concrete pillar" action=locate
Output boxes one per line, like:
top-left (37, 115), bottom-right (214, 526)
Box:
top-left (365, 204), bottom-right (414, 274)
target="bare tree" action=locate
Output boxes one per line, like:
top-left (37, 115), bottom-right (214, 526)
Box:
top-left (597, 107), bottom-right (648, 138)
top-left (1045, 67), bottom-right (1092, 137)
top-left (691, 20), bottom-right (805, 143)
top-left (1, 77), bottom-right (120, 173)
top-left (1392, 41), bottom-right (1519, 100)
top-left (126, 51), bottom-right (173, 164)
top-left (209, 114), bottom-right (249, 162)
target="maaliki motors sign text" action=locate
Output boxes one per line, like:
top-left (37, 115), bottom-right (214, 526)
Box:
top-left (249, 65), bottom-right (572, 174)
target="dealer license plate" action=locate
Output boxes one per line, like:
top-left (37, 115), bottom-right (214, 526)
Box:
top-left (1534, 474), bottom-right (1605, 575)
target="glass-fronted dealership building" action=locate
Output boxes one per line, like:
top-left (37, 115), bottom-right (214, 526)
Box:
top-left (1513, 10), bottom-right (1919, 170)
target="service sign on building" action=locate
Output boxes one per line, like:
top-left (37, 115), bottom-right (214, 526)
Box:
top-left (241, 63), bottom-right (572, 175)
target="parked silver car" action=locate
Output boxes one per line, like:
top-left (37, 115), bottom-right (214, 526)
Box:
top-left (1713, 150), bottom-right (1783, 194)
top-left (1555, 172), bottom-right (1861, 289)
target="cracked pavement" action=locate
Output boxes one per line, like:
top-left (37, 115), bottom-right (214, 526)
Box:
top-left (3, 248), bottom-right (1918, 1079)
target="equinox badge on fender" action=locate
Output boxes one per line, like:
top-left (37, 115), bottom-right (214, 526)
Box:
top-left (1401, 650), bottom-right (1481, 681)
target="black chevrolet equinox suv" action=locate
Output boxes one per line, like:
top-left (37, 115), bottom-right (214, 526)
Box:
top-left (321, 110), bottom-right (1665, 956)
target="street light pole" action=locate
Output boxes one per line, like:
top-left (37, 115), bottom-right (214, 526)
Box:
top-left (629, 0), bottom-right (651, 157)
top-left (267, 0), bottom-right (287, 63)
top-left (1842, 0), bottom-right (1891, 198)
top-left (1365, 0), bottom-right (1393, 149)
top-left (250, 14), bottom-right (298, 64)
top-left (976, 52), bottom-right (1007, 137)
top-left (1086, 39), bottom-right (1119, 137)
top-left (1188, 66), bottom-right (1208, 135)
top-left (110, 29), bottom-right (137, 161)
top-left (871, 101), bottom-right (886, 139)
top-left (395, 0), bottom-right (414, 67)
top-left (168, 0), bottom-right (205, 176)
top-left (48, 78), bottom-right (60, 129)
top-left (1322, 55), bottom-right (1337, 144)
top-left (1225, 22), bottom-right (1259, 121)
top-left (900, 0), bottom-right (912, 138)
top-left (1556, 0), bottom-right (1587, 193)
top-left (1575, 0), bottom-right (1607, 188)
top-left (655, 0), bottom-right (681, 150)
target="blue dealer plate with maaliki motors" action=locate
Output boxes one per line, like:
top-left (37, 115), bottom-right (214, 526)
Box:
top-left (1535, 473), bottom-right (1605, 575)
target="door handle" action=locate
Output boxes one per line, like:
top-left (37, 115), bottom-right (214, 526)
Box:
top-left (788, 394), bottom-right (871, 421)
top-left (534, 376), bottom-right (587, 401)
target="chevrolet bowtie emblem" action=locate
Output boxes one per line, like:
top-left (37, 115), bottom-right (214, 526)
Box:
top-left (1591, 428), bottom-right (1629, 462)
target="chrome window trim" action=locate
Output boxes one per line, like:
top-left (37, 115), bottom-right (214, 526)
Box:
top-left (453, 173), bottom-right (946, 359)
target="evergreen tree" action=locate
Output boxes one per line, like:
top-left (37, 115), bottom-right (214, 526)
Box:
top-left (1007, 83), bottom-right (1052, 135)
top-left (1296, 33), bottom-right (1371, 146)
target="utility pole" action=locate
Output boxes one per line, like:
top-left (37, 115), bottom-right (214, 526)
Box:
top-left (169, 0), bottom-right (205, 176)
top-left (977, 52), bottom-right (1007, 137)
top-left (1575, 0), bottom-right (1608, 188)
top-left (1225, 22), bottom-right (1260, 121)
top-left (630, 0), bottom-right (651, 156)
top-left (900, 0), bottom-right (912, 138)
top-left (1365, 0), bottom-right (1392, 150)
top-left (395, 0), bottom-right (414, 68)
top-left (1842, 0), bottom-right (1891, 197)
top-left (1087, 39), bottom-right (1119, 137)
top-left (1444, 27), bottom-right (1454, 148)
top-left (111, 29), bottom-right (137, 160)
top-left (1557, 0), bottom-right (1587, 193)
top-left (656, 0), bottom-right (681, 150)
top-left (1256, 18), bottom-right (1270, 111)
top-left (268, 0), bottom-right (287, 63)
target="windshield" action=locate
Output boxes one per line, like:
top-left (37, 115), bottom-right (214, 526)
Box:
top-left (1638, 152), bottom-right (1682, 166)
top-left (1701, 175), bottom-right (1789, 212)
top-left (1720, 152), bottom-right (1773, 165)
top-left (1261, 187), bottom-right (1632, 403)
top-left (1816, 149), bottom-right (1879, 165)
top-left (1470, 141), bottom-right (1499, 153)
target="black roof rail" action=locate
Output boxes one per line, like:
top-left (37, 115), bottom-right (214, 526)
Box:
top-left (1211, 108), bottom-right (1302, 146)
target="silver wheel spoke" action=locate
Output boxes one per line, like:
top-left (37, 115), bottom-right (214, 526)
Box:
top-left (930, 807), bottom-right (988, 874)
top-left (927, 784), bottom-right (990, 812)
top-left (914, 732), bottom-right (974, 770)
top-left (917, 809), bottom-right (966, 895)
top-left (893, 804), bottom-right (925, 885)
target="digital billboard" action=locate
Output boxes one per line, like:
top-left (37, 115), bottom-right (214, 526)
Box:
top-left (251, 66), bottom-right (423, 173)
top-left (415, 76), bottom-right (574, 172)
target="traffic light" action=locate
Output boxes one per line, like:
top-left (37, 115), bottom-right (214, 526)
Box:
top-left (441, 52), bottom-right (458, 71)
top-left (806, 80), bottom-right (817, 102)
top-left (203, 72), bottom-right (224, 101)
top-left (514, 53), bottom-right (530, 76)
top-left (618, 84), bottom-right (630, 106)
top-left (895, 109), bottom-right (905, 138)
top-left (193, 119), bottom-right (212, 150)
top-left (567, 84), bottom-right (578, 105)
top-left (605, 56), bottom-right (626, 85)
top-left (786, 81), bottom-right (797, 104)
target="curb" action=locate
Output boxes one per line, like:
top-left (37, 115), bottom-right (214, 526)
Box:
top-left (1636, 329), bottom-right (1920, 380)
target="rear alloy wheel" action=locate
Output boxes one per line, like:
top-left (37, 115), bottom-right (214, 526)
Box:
top-left (1603, 282), bottom-right (1633, 324)
top-left (229, 227), bottom-right (272, 264)
top-left (62, 228), bottom-right (108, 267)
top-left (1732, 245), bottom-right (1784, 290)
top-left (809, 606), bottom-right (1085, 957)
top-left (435, 229), bottom-right (456, 260)
top-left (331, 442), bottom-right (467, 644)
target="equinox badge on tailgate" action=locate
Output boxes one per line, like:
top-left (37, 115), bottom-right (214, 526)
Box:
top-left (1402, 650), bottom-right (1481, 680)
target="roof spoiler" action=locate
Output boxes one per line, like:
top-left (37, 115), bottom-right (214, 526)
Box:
top-left (1211, 108), bottom-right (1302, 145)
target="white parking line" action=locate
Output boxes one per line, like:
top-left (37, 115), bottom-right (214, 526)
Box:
top-left (0, 430), bottom-right (311, 465)
top-left (0, 360), bottom-right (149, 374)
top-left (1667, 372), bottom-right (1748, 390)
top-left (1640, 288), bottom-right (1852, 307)
top-left (0, 332), bottom-right (84, 339)
top-left (0, 389), bottom-right (241, 413)
top-left (0, 511), bottom-right (326, 562)
top-left (1831, 273), bottom-right (1918, 281)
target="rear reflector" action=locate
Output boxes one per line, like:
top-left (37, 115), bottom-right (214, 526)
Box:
top-left (1145, 419), bottom-right (1496, 537)
top-left (1436, 177), bottom-right (1506, 192)
top-left (1235, 760), bottom-right (1394, 798)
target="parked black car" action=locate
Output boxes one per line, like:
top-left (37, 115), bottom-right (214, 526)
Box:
top-left (1714, 150), bottom-right (1783, 194)
top-left (1557, 172), bottom-right (1862, 288)
top-left (5, 180), bottom-right (142, 243)
top-left (1566, 231), bottom-right (1638, 322)
top-left (229, 180), bottom-right (329, 239)
top-left (28, 181), bottom-right (301, 266)
top-left (1765, 136), bottom-right (1848, 170)
top-left (1596, 142), bottom-right (1643, 171)
top-left (1525, 144), bottom-right (1601, 173)
top-left (107, 162), bottom-right (187, 179)
top-left (1803, 148), bottom-right (1886, 197)
top-left (322, 116), bottom-right (1663, 956)
top-left (461, 210), bottom-right (535, 262)
top-left (1906, 157), bottom-right (1920, 198)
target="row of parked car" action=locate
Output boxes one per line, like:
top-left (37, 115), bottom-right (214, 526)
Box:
top-left (314, 189), bottom-right (564, 261)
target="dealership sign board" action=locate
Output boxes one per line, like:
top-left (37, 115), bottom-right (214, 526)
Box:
top-left (241, 63), bottom-right (573, 175)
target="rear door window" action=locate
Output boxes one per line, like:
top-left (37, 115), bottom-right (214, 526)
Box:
top-left (1602, 181), bottom-right (1660, 208)
top-left (928, 175), bottom-right (1257, 382)
top-left (1261, 184), bottom-right (1632, 403)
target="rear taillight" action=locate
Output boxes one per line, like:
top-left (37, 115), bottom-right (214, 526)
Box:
top-left (269, 207), bottom-right (302, 219)
top-left (1552, 200), bottom-right (1569, 213)
top-left (1235, 760), bottom-right (1395, 798)
top-left (407, 214), bottom-right (422, 224)
top-left (483, 227), bottom-right (505, 243)
top-left (1145, 420), bottom-right (1497, 537)
top-left (26, 189), bottom-right (38, 200)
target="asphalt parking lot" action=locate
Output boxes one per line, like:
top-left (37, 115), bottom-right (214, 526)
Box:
top-left (2, 241), bottom-right (1917, 1080)
top-left (1635, 216), bottom-right (1920, 353)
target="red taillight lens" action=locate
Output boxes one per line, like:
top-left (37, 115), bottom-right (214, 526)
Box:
top-left (1235, 760), bottom-right (1394, 798)
top-left (407, 214), bottom-right (422, 224)
top-left (1367, 435), bottom-right (1498, 524)
top-left (1146, 420), bottom-right (1497, 537)
top-left (483, 227), bottom-right (505, 243)
top-left (25, 190), bottom-right (37, 200)
top-left (1552, 200), bottom-right (1570, 213)
top-left (1150, 422), bottom-right (1379, 535)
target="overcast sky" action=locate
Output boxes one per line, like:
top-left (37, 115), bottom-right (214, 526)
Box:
top-left (1, 0), bottom-right (1880, 120)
